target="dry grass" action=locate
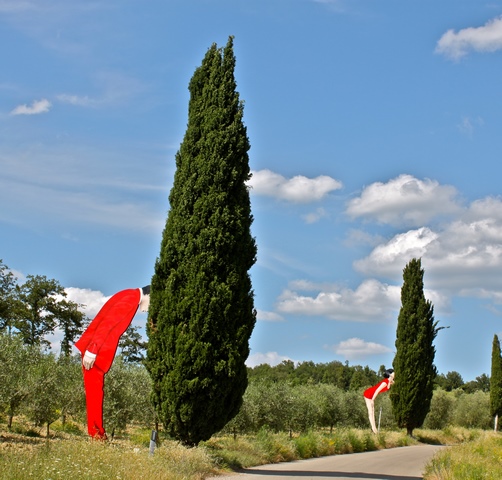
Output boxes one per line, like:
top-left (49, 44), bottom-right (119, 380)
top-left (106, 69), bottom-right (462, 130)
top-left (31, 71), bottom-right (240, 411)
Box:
top-left (0, 419), bottom-right (492, 480)
top-left (423, 431), bottom-right (502, 480)
top-left (0, 428), bottom-right (217, 480)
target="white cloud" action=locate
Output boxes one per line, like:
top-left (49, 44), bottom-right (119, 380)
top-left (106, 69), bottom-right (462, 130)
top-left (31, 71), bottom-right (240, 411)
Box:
top-left (276, 278), bottom-right (401, 323)
top-left (346, 174), bottom-right (461, 226)
top-left (10, 98), bottom-right (51, 115)
top-left (246, 351), bottom-right (296, 367)
top-left (355, 196), bottom-right (502, 295)
top-left (436, 16), bottom-right (502, 60)
top-left (248, 169), bottom-right (342, 203)
top-left (64, 287), bottom-right (108, 318)
top-left (354, 227), bottom-right (438, 278)
top-left (256, 309), bottom-right (284, 322)
top-left (326, 337), bottom-right (393, 360)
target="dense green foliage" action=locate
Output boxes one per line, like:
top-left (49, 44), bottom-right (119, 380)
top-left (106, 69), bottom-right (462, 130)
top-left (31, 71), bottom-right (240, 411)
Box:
top-left (490, 334), bottom-right (502, 426)
top-left (146, 37), bottom-right (257, 446)
top-left (0, 333), bottom-right (153, 435)
top-left (391, 258), bottom-right (440, 436)
top-left (0, 330), bottom-right (494, 440)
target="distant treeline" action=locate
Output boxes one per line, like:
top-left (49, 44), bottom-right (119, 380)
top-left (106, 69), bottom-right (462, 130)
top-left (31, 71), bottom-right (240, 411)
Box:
top-left (247, 360), bottom-right (490, 394)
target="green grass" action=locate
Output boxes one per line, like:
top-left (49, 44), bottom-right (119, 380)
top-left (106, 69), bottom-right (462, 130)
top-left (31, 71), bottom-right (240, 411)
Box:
top-left (423, 431), bottom-right (502, 480)
top-left (0, 420), bottom-right (497, 480)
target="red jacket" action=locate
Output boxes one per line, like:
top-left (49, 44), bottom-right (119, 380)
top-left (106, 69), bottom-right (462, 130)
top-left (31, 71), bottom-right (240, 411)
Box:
top-left (75, 288), bottom-right (140, 373)
top-left (363, 378), bottom-right (391, 400)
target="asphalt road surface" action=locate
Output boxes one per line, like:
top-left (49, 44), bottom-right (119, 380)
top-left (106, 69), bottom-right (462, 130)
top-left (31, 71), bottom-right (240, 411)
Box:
top-left (217, 444), bottom-right (446, 480)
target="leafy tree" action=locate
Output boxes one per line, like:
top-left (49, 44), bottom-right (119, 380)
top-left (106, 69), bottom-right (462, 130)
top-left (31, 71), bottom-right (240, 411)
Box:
top-left (316, 384), bottom-right (345, 433)
top-left (24, 352), bottom-right (62, 437)
top-left (423, 389), bottom-right (454, 429)
top-left (104, 356), bottom-right (148, 438)
top-left (15, 275), bottom-right (85, 351)
top-left (289, 384), bottom-right (321, 433)
top-left (453, 391), bottom-right (492, 429)
top-left (0, 259), bottom-right (19, 333)
top-left (56, 355), bottom-right (86, 426)
top-left (118, 324), bottom-right (147, 363)
top-left (436, 371), bottom-right (464, 392)
top-left (321, 360), bottom-right (352, 390)
top-left (57, 299), bottom-right (87, 357)
top-left (146, 37), bottom-right (256, 446)
top-left (463, 373), bottom-right (490, 394)
top-left (390, 258), bottom-right (440, 436)
top-left (0, 334), bottom-right (43, 429)
top-left (490, 334), bottom-right (502, 430)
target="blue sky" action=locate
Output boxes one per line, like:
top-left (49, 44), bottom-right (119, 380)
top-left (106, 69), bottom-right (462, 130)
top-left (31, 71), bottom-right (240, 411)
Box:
top-left (1, 0), bottom-right (502, 382)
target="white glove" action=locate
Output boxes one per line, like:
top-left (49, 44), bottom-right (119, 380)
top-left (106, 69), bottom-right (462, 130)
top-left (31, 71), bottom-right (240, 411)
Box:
top-left (83, 350), bottom-right (97, 370)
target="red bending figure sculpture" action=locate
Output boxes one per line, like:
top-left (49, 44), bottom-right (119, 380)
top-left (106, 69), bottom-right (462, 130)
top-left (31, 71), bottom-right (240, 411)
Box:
top-left (363, 368), bottom-right (394, 434)
top-left (75, 286), bottom-right (150, 439)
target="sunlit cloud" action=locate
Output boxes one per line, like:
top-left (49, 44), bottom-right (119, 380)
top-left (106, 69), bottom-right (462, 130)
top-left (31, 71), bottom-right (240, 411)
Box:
top-left (248, 169), bottom-right (342, 203)
top-left (326, 337), bottom-right (393, 360)
top-left (64, 287), bottom-right (108, 318)
top-left (277, 279), bottom-right (401, 323)
top-left (436, 16), bottom-right (502, 60)
top-left (354, 196), bottom-right (502, 295)
top-left (346, 174), bottom-right (461, 226)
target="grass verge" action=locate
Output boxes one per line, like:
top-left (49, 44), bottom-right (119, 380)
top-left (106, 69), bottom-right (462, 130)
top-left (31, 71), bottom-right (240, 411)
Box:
top-left (423, 431), bottom-right (502, 480)
top-left (0, 420), bottom-right (493, 480)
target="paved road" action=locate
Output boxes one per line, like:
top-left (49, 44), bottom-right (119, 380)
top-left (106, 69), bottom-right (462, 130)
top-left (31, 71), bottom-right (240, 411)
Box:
top-left (217, 444), bottom-right (446, 480)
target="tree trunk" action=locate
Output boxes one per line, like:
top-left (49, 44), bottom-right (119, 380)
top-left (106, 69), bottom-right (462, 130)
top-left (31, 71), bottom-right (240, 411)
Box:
top-left (407, 426), bottom-right (414, 437)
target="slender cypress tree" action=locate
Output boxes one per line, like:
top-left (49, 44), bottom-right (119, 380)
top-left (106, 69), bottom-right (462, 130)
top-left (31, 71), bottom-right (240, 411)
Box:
top-left (490, 334), bottom-right (502, 430)
top-left (390, 258), bottom-right (439, 436)
top-left (146, 37), bottom-right (257, 446)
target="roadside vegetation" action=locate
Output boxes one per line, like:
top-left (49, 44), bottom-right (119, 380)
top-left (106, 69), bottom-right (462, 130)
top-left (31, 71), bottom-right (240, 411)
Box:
top-left (0, 417), bottom-right (490, 480)
top-left (423, 431), bottom-right (502, 480)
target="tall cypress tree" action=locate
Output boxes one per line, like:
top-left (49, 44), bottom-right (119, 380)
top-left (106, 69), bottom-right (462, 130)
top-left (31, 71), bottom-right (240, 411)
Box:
top-left (146, 37), bottom-right (257, 446)
top-left (391, 258), bottom-right (439, 436)
top-left (490, 334), bottom-right (502, 430)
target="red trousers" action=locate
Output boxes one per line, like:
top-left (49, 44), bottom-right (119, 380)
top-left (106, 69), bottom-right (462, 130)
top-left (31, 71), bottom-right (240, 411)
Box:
top-left (83, 366), bottom-right (107, 439)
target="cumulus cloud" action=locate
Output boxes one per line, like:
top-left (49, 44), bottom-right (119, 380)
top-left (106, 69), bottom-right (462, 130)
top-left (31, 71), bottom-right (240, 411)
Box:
top-left (326, 337), bottom-right (393, 360)
top-left (248, 169), bottom-right (342, 203)
top-left (246, 351), bottom-right (296, 368)
top-left (355, 196), bottom-right (502, 294)
top-left (64, 287), bottom-right (108, 318)
top-left (354, 227), bottom-right (438, 278)
top-left (436, 16), bottom-right (502, 60)
top-left (276, 278), bottom-right (401, 323)
top-left (10, 98), bottom-right (51, 115)
top-left (346, 174), bottom-right (461, 226)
